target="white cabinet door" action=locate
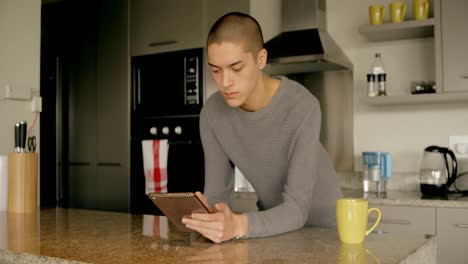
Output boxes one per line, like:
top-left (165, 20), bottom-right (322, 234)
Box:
top-left (368, 205), bottom-right (436, 235)
top-left (437, 208), bottom-right (468, 264)
top-left (440, 0), bottom-right (468, 92)
top-left (131, 0), bottom-right (204, 56)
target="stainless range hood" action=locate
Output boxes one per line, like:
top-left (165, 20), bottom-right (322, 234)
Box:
top-left (264, 0), bottom-right (352, 75)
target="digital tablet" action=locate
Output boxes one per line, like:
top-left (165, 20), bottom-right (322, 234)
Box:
top-left (148, 192), bottom-right (210, 232)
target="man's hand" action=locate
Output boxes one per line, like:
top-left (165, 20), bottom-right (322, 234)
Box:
top-left (182, 192), bottom-right (249, 243)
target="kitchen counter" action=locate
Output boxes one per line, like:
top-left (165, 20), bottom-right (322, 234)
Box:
top-left (342, 189), bottom-right (468, 208)
top-left (0, 208), bottom-right (435, 264)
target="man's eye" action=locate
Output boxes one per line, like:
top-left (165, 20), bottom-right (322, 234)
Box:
top-left (233, 67), bottom-right (242, 72)
top-left (211, 68), bottom-right (220, 73)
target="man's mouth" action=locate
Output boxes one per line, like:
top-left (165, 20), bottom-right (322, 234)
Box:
top-left (223, 91), bottom-right (238, 99)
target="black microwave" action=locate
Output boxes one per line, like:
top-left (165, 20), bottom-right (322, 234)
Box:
top-left (131, 48), bottom-right (204, 118)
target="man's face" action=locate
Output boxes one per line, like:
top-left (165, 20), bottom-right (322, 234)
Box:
top-left (207, 41), bottom-right (262, 108)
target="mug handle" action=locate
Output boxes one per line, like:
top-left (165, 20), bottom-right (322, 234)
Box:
top-left (366, 208), bottom-right (381, 236)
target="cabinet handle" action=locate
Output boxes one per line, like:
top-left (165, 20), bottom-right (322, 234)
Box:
top-left (69, 162), bottom-right (90, 166)
top-left (137, 68), bottom-right (141, 105)
top-left (96, 162), bottom-right (121, 167)
top-left (132, 67), bottom-right (137, 111)
top-left (148, 40), bottom-right (177, 47)
top-left (455, 224), bottom-right (468, 228)
top-left (370, 219), bottom-right (410, 225)
top-left (462, 75), bottom-right (468, 79)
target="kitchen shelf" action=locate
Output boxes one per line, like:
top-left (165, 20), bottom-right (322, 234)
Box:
top-left (359, 18), bottom-right (435, 41)
top-left (361, 92), bottom-right (468, 105)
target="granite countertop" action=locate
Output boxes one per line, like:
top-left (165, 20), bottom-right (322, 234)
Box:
top-left (342, 189), bottom-right (468, 208)
top-left (0, 208), bottom-right (435, 264)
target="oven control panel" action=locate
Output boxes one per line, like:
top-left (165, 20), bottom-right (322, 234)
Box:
top-left (184, 56), bottom-right (199, 105)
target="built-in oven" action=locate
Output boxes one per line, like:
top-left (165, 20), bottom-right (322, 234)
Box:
top-left (131, 48), bottom-right (205, 215)
top-left (132, 47), bottom-right (203, 117)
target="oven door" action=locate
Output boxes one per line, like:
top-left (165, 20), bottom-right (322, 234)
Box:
top-left (130, 116), bottom-right (205, 215)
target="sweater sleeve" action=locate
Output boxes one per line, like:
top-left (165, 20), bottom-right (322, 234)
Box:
top-left (246, 105), bottom-right (322, 238)
top-left (199, 107), bottom-right (234, 207)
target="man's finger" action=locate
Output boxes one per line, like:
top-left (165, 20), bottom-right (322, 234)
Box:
top-left (196, 192), bottom-right (216, 213)
top-left (215, 202), bottom-right (229, 212)
top-left (191, 212), bottom-right (223, 221)
top-left (182, 218), bottom-right (224, 231)
top-left (185, 224), bottom-right (224, 243)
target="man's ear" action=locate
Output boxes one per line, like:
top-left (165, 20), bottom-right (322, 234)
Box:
top-left (257, 48), bottom-right (267, 70)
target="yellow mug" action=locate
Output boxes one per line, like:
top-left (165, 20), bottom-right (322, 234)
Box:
top-left (336, 198), bottom-right (381, 244)
top-left (413, 0), bottom-right (429, 20)
top-left (369, 5), bottom-right (385, 25)
top-left (390, 2), bottom-right (407, 23)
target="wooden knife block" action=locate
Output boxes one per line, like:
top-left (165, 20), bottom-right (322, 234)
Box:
top-left (7, 153), bottom-right (38, 213)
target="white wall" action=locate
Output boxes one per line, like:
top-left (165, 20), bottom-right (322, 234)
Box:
top-left (0, 0), bottom-right (41, 156)
top-left (326, 0), bottom-right (468, 178)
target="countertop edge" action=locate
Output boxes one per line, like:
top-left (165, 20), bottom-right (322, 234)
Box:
top-left (400, 235), bottom-right (437, 264)
top-left (0, 249), bottom-right (86, 264)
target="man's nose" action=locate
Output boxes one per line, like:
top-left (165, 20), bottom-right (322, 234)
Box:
top-left (222, 71), bottom-right (232, 88)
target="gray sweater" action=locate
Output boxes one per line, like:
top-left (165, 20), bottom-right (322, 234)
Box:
top-left (200, 76), bottom-right (342, 238)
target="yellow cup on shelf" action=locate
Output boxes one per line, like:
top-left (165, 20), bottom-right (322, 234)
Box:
top-left (369, 5), bottom-right (385, 25)
top-left (413, 0), bottom-right (429, 20)
top-left (390, 2), bottom-right (407, 23)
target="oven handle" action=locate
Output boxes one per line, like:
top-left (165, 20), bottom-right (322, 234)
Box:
top-left (96, 162), bottom-right (121, 167)
top-left (168, 140), bottom-right (192, 145)
top-left (148, 40), bottom-right (177, 47)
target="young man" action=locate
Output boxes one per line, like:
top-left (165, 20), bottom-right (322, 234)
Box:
top-left (182, 12), bottom-right (342, 243)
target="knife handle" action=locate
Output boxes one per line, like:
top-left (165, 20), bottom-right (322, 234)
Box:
top-left (19, 121), bottom-right (27, 152)
top-left (15, 123), bottom-right (21, 153)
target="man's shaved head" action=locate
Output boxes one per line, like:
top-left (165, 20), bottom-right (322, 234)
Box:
top-left (207, 12), bottom-right (264, 56)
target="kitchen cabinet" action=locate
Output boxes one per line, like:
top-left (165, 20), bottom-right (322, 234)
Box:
top-left (360, 0), bottom-right (468, 105)
top-left (439, 0), bottom-right (468, 93)
top-left (68, 0), bottom-right (129, 212)
top-left (436, 208), bottom-right (468, 264)
top-left (360, 92), bottom-right (468, 105)
top-left (368, 205), bottom-right (436, 235)
top-left (358, 18), bottom-right (434, 42)
top-left (130, 0), bottom-right (204, 56)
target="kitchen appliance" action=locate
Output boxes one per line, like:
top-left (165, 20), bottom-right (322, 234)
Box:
top-left (263, 0), bottom-right (352, 75)
top-left (362, 152), bottom-right (392, 195)
top-left (420, 146), bottom-right (457, 196)
top-left (131, 48), bottom-right (205, 215)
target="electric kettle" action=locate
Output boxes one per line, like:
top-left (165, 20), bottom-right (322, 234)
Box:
top-left (420, 146), bottom-right (457, 196)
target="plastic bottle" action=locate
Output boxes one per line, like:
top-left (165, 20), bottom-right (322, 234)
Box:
top-left (371, 53), bottom-right (385, 75)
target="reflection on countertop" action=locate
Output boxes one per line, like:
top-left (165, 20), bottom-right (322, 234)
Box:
top-left (0, 208), bottom-right (435, 264)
